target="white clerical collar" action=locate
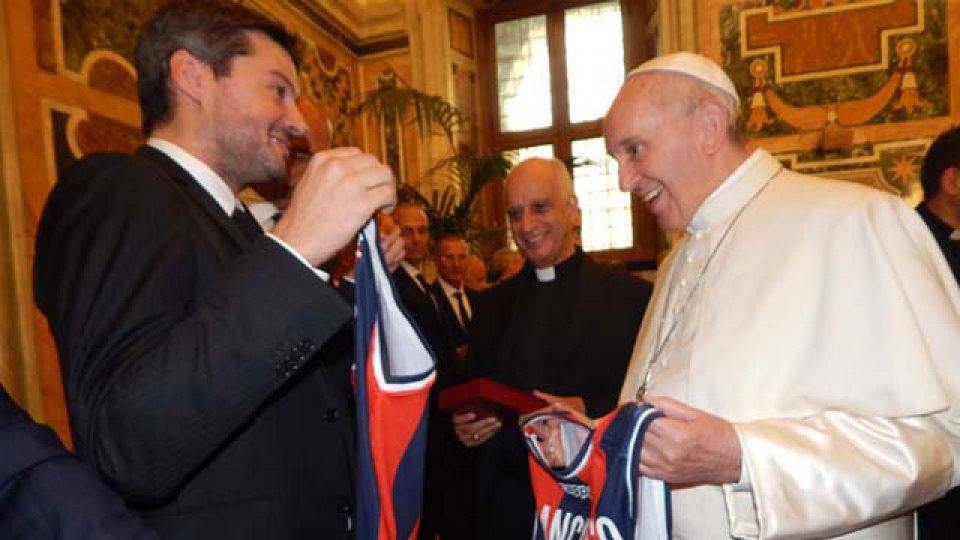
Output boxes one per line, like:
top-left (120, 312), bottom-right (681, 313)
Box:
top-left (148, 137), bottom-right (238, 216)
top-left (535, 266), bottom-right (556, 282)
top-left (950, 230), bottom-right (960, 241)
top-left (437, 276), bottom-right (464, 296)
top-left (687, 149), bottom-right (778, 234)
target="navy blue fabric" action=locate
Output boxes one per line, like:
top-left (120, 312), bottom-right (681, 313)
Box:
top-left (0, 386), bottom-right (156, 539)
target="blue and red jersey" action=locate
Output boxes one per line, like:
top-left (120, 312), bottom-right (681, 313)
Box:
top-left (354, 220), bottom-right (436, 540)
top-left (523, 403), bottom-right (671, 540)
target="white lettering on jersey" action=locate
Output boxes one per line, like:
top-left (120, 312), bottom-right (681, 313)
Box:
top-left (539, 505), bottom-right (624, 540)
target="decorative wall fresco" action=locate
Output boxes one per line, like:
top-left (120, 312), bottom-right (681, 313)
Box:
top-left (375, 70), bottom-right (405, 179)
top-left (299, 39), bottom-right (355, 148)
top-left (452, 63), bottom-right (477, 152)
top-left (720, 0), bottom-right (946, 139)
top-left (775, 138), bottom-right (930, 204)
top-left (59, 0), bottom-right (157, 73)
top-left (45, 101), bottom-right (142, 181)
top-left (701, 0), bottom-right (956, 196)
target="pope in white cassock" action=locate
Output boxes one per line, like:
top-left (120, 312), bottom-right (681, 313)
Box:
top-left (605, 53), bottom-right (960, 539)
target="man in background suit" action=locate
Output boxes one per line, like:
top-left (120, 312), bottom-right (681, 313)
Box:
top-left (453, 158), bottom-right (652, 537)
top-left (390, 203), bottom-right (461, 380)
top-left (430, 233), bottom-right (476, 354)
top-left (33, 1), bottom-right (397, 537)
top-left (916, 126), bottom-right (960, 539)
top-left (915, 126), bottom-right (960, 285)
top-left (388, 203), bottom-right (475, 539)
top-left (0, 385), bottom-right (156, 539)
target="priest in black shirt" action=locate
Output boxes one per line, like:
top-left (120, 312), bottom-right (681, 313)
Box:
top-left (453, 157), bottom-right (652, 538)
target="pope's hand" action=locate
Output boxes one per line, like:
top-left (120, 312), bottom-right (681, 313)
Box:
top-left (639, 396), bottom-right (741, 485)
top-left (273, 147), bottom-right (396, 267)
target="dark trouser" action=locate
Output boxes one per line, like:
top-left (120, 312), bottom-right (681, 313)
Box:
top-left (918, 487), bottom-right (960, 539)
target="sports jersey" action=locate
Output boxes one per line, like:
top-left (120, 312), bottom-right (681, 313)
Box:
top-left (523, 403), bottom-right (671, 540)
top-left (354, 220), bottom-right (436, 540)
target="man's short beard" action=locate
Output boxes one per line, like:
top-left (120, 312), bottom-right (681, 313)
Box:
top-left (212, 132), bottom-right (287, 189)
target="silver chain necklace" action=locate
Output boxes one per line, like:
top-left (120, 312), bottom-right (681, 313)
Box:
top-left (636, 167), bottom-right (781, 400)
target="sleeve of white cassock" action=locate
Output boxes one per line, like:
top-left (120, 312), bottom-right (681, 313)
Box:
top-left (723, 413), bottom-right (959, 539)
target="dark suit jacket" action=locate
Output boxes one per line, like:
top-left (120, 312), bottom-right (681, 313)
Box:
top-left (394, 268), bottom-right (475, 539)
top-left (34, 146), bottom-right (357, 538)
top-left (428, 280), bottom-right (476, 351)
top-left (393, 269), bottom-right (463, 389)
top-left (0, 386), bottom-right (156, 539)
top-left (466, 252), bottom-right (652, 538)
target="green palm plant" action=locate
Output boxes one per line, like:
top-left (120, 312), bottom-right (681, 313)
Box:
top-left (352, 74), bottom-right (513, 241)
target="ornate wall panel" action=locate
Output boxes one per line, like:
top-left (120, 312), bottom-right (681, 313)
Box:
top-left (359, 52), bottom-right (421, 184)
top-left (700, 0), bottom-right (958, 199)
top-left (299, 38), bottom-right (356, 148)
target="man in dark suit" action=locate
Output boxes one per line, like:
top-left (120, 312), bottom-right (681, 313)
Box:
top-left (452, 157), bottom-right (652, 538)
top-left (429, 233), bottom-right (477, 354)
top-left (390, 203), bottom-right (451, 363)
top-left (388, 204), bottom-right (475, 539)
top-left (0, 385), bottom-right (156, 539)
top-left (915, 126), bottom-right (960, 285)
top-left (916, 126), bottom-right (960, 539)
top-left (32, 1), bottom-right (397, 537)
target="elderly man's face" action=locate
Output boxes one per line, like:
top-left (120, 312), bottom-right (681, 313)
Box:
top-left (207, 32), bottom-right (305, 190)
top-left (435, 237), bottom-right (469, 288)
top-left (505, 161), bottom-right (577, 269)
top-left (604, 74), bottom-right (705, 232)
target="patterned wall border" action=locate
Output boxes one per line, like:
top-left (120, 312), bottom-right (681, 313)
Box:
top-left (738, 0), bottom-right (926, 83)
top-left (700, 0), bottom-right (958, 199)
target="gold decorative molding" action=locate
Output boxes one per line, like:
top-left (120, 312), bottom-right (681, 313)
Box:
top-left (659, 0), bottom-right (700, 53)
top-left (287, 0), bottom-right (409, 53)
top-left (739, 0), bottom-right (924, 83)
top-left (0, 0), bottom-right (44, 418)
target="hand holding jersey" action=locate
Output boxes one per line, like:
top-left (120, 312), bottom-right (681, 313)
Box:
top-left (273, 147), bottom-right (397, 267)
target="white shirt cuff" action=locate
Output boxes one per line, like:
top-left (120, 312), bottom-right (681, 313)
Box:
top-left (265, 233), bottom-right (330, 282)
top-left (731, 454), bottom-right (753, 492)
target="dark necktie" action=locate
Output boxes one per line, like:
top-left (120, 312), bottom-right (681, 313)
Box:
top-left (452, 291), bottom-right (469, 329)
top-left (231, 204), bottom-right (262, 241)
top-left (415, 273), bottom-right (430, 293)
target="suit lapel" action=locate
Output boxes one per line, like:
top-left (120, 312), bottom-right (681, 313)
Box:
top-left (136, 146), bottom-right (249, 247)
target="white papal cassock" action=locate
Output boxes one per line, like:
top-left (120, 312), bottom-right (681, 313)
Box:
top-left (620, 149), bottom-right (960, 539)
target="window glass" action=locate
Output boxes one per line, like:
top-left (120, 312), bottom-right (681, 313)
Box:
top-left (513, 144), bottom-right (555, 162)
top-left (565, 1), bottom-right (624, 123)
top-left (495, 15), bottom-right (552, 132)
top-left (571, 137), bottom-right (633, 251)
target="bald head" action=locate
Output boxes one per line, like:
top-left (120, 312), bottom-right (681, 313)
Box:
top-left (298, 94), bottom-right (332, 151)
top-left (505, 157), bottom-right (578, 268)
top-left (464, 254), bottom-right (489, 292)
top-left (287, 94), bottom-right (332, 188)
top-left (506, 158), bottom-right (574, 200)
